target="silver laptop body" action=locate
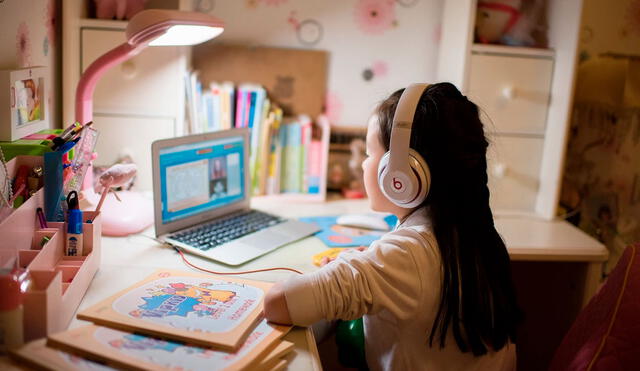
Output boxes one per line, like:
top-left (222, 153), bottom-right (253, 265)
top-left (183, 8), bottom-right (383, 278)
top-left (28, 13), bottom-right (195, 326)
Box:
top-left (152, 128), bottom-right (319, 266)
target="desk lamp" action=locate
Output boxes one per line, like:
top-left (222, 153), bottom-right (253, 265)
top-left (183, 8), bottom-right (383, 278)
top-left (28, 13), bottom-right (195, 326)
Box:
top-left (76, 10), bottom-right (224, 236)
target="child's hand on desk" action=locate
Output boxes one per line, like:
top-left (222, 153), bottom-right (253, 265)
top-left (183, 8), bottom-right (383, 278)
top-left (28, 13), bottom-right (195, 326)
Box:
top-left (317, 246), bottom-right (368, 267)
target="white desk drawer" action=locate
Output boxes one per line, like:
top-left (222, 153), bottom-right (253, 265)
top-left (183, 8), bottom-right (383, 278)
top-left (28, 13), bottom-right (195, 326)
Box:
top-left (92, 115), bottom-right (175, 192)
top-left (81, 28), bottom-right (184, 117)
top-left (469, 54), bottom-right (553, 135)
top-left (487, 135), bottom-right (544, 212)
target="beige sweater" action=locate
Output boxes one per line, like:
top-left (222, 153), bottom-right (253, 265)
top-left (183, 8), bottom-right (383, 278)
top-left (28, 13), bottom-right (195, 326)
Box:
top-left (282, 208), bottom-right (515, 371)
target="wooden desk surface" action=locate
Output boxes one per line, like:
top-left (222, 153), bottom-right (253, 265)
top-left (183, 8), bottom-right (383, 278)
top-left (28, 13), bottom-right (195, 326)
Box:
top-left (70, 195), bottom-right (606, 371)
top-left (251, 195), bottom-right (608, 263)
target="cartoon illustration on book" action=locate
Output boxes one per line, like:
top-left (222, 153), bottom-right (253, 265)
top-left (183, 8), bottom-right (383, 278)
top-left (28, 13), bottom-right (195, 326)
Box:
top-left (111, 277), bottom-right (262, 333)
top-left (94, 320), bottom-right (275, 370)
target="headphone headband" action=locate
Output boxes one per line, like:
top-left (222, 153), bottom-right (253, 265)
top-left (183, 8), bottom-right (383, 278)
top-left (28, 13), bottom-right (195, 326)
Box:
top-left (388, 83), bottom-right (430, 173)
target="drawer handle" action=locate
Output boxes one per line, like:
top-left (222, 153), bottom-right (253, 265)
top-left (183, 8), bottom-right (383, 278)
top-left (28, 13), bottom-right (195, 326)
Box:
top-left (492, 163), bottom-right (508, 178)
top-left (501, 86), bottom-right (517, 100)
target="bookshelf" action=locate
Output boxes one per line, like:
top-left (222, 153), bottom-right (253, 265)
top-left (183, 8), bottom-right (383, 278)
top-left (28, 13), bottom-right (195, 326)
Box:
top-left (190, 44), bottom-right (332, 202)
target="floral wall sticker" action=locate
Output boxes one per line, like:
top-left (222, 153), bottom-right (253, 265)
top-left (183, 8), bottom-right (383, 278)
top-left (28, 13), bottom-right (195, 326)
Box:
top-left (362, 60), bottom-right (389, 82)
top-left (288, 10), bottom-right (323, 46)
top-left (354, 0), bottom-right (397, 35)
top-left (45, 0), bottom-right (56, 47)
top-left (16, 21), bottom-right (32, 68)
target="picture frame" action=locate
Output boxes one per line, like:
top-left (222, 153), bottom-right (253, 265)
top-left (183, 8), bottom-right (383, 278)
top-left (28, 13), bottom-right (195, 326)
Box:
top-left (0, 67), bottom-right (50, 141)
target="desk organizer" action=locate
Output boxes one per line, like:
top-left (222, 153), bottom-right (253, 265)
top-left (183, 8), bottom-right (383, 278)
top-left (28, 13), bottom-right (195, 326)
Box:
top-left (0, 155), bottom-right (101, 342)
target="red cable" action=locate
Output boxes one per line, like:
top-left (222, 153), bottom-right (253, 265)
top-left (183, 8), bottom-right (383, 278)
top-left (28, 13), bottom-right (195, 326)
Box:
top-left (173, 246), bottom-right (303, 275)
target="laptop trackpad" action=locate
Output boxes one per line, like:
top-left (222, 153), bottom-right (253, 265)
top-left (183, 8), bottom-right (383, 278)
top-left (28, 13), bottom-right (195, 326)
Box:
top-left (238, 230), bottom-right (291, 250)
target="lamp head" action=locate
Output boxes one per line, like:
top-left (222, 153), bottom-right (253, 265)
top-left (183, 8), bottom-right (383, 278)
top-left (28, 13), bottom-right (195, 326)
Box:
top-left (126, 9), bottom-right (224, 47)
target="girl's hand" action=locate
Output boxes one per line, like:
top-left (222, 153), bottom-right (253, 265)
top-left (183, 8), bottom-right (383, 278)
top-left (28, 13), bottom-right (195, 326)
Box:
top-left (320, 246), bottom-right (367, 266)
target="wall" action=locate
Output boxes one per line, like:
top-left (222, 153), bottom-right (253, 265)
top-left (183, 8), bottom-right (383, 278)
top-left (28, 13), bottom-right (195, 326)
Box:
top-left (198, 0), bottom-right (443, 126)
top-left (560, 0), bottom-right (640, 273)
top-left (0, 0), bottom-right (61, 130)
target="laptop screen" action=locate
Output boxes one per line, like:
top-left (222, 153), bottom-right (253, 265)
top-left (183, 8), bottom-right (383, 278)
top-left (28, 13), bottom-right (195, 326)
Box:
top-left (158, 136), bottom-right (245, 224)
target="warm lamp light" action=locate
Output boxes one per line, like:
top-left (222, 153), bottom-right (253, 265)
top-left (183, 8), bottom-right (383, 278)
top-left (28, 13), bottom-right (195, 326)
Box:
top-left (76, 10), bottom-right (224, 236)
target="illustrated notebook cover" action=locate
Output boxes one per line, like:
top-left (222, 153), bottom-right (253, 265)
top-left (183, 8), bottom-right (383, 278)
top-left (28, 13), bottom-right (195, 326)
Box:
top-left (298, 214), bottom-right (397, 247)
top-left (77, 269), bottom-right (272, 351)
top-left (10, 338), bottom-right (117, 371)
top-left (47, 321), bottom-right (292, 371)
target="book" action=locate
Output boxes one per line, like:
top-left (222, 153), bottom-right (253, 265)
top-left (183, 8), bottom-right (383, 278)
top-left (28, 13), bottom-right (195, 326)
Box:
top-left (281, 121), bottom-right (303, 193)
top-left (266, 108), bottom-right (283, 195)
top-left (10, 338), bottom-right (118, 371)
top-left (220, 82), bottom-right (234, 130)
top-left (47, 321), bottom-right (292, 371)
top-left (77, 269), bottom-right (273, 351)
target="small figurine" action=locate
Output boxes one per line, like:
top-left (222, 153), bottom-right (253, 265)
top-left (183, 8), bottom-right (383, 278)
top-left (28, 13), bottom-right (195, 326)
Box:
top-left (343, 138), bottom-right (366, 198)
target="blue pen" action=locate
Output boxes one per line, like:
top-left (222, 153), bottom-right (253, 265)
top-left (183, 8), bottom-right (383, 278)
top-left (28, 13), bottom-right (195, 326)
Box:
top-left (57, 137), bottom-right (80, 153)
top-left (65, 191), bottom-right (83, 256)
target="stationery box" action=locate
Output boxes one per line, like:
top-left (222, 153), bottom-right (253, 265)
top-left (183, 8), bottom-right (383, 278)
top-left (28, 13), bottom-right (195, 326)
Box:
top-left (0, 155), bottom-right (101, 341)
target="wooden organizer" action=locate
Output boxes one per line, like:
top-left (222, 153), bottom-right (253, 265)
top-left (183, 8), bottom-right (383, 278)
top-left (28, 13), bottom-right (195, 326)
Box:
top-left (0, 155), bottom-right (101, 342)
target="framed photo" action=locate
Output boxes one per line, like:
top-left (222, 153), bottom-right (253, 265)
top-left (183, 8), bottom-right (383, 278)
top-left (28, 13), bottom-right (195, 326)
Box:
top-left (0, 67), bottom-right (49, 141)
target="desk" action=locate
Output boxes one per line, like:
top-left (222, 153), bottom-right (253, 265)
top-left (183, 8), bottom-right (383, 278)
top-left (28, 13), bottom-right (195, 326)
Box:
top-left (70, 195), bottom-right (606, 371)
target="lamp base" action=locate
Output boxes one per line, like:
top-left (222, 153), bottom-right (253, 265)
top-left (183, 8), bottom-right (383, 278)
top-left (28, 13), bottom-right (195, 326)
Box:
top-left (84, 190), bottom-right (154, 236)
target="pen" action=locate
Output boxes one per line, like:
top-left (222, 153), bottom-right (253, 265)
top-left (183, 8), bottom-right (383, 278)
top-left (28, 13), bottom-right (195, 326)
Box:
top-left (51, 121), bottom-right (92, 150)
top-left (56, 136), bottom-right (80, 153)
top-left (36, 207), bottom-right (48, 229)
top-left (65, 191), bottom-right (83, 257)
top-left (12, 165), bottom-right (29, 208)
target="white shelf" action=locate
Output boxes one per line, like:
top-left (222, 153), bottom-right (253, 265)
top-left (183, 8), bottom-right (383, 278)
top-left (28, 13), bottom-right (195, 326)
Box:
top-left (471, 43), bottom-right (555, 59)
top-left (79, 18), bottom-right (127, 30)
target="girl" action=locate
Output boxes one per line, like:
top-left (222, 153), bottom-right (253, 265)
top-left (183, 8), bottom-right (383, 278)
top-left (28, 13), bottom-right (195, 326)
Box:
top-left (264, 83), bottom-right (520, 370)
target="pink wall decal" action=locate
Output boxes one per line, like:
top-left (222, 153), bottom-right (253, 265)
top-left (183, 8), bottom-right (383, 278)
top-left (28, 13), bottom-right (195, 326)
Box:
top-left (354, 0), bottom-right (396, 35)
top-left (16, 21), bottom-right (32, 67)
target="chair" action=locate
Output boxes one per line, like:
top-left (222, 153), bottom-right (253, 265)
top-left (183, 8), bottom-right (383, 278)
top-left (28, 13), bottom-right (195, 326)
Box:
top-left (549, 244), bottom-right (640, 371)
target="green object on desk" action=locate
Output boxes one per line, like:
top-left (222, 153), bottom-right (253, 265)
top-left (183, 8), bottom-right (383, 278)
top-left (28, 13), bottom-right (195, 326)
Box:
top-left (336, 318), bottom-right (368, 370)
top-left (0, 129), bottom-right (61, 161)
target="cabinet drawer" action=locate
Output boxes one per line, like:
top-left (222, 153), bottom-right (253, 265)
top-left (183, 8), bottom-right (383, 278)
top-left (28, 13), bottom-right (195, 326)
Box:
top-left (469, 54), bottom-right (553, 135)
top-left (486, 135), bottom-right (543, 212)
top-left (81, 28), bottom-right (184, 117)
top-left (92, 115), bottom-right (175, 192)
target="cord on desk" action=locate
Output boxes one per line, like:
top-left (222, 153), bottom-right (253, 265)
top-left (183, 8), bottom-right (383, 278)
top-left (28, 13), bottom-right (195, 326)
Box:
top-left (172, 245), bottom-right (304, 275)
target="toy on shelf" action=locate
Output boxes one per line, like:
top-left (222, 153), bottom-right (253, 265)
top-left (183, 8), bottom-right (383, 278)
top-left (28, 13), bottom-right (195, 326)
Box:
top-left (475, 0), bottom-right (548, 47)
top-left (93, 0), bottom-right (147, 20)
top-left (344, 138), bottom-right (366, 199)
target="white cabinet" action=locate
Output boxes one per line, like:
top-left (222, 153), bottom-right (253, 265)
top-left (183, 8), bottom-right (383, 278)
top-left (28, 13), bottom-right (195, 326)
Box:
top-left (62, 0), bottom-right (190, 192)
top-left (436, 0), bottom-right (583, 219)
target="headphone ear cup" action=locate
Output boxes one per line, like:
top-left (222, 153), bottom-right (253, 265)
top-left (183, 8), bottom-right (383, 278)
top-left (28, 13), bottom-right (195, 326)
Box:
top-left (378, 150), bottom-right (430, 208)
top-left (377, 151), bottom-right (391, 193)
top-left (406, 149), bottom-right (431, 208)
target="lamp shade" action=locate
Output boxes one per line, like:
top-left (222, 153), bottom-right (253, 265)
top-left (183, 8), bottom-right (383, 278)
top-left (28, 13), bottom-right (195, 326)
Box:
top-left (126, 9), bottom-right (224, 47)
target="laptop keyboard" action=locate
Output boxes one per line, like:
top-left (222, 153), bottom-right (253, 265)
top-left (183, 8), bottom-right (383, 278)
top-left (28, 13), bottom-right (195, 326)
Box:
top-left (168, 210), bottom-right (286, 251)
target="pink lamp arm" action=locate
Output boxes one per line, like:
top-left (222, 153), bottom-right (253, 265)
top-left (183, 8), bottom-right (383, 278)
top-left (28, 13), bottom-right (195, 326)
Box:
top-left (75, 42), bottom-right (141, 125)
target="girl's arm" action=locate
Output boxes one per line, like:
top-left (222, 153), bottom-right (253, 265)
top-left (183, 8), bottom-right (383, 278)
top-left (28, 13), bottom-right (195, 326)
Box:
top-left (264, 281), bottom-right (292, 325)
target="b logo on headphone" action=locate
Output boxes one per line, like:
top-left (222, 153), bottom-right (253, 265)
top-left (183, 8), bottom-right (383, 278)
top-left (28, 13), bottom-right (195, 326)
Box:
top-left (377, 83), bottom-right (432, 208)
top-left (393, 177), bottom-right (403, 191)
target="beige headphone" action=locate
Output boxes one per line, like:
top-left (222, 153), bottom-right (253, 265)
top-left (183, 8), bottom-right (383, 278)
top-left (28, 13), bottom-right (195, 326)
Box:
top-left (377, 83), bottom-right (431, 208)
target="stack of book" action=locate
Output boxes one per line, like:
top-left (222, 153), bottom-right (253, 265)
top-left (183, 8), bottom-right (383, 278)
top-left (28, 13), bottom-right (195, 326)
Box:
top-left (10, 270), bottom-right (295, 371)
top-left (184, 73), bottom-right (329, 200)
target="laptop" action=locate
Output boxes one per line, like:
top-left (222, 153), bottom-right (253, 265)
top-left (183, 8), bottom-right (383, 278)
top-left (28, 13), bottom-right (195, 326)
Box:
top-left (152, 128), bottom-right (320, 266)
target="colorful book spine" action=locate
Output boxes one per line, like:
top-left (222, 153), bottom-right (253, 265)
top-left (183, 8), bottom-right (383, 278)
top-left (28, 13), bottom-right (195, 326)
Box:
top-left (235, 86), bottom-right (244, 128)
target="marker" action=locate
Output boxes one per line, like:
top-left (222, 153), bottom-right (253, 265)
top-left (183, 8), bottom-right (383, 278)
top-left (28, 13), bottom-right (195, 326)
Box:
top-left (36, 207), bottom-right (48, 229)
top-left (56, 136), bottom-right (80, 153)
top-left (51, 121), bottom-right (92, 150)
top-left (65, 191), bottom-right (83, 257)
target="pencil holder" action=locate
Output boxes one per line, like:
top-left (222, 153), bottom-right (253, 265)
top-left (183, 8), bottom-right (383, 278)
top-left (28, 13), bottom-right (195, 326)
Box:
top-left (0, 155), bottom-right (102, 342)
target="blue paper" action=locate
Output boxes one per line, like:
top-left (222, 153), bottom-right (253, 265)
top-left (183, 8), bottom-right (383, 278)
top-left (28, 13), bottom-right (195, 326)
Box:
top-left (298, 214), bottom-right (397, 247)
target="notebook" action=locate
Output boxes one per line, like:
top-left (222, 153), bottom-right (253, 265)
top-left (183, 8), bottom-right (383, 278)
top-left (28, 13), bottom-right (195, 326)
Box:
top-left (151, 128), bottom-right (319, 265)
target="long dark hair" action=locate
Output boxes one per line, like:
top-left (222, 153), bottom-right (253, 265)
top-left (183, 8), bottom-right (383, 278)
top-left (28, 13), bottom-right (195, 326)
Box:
top-left (376, 83), bottom-right (521, 356)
